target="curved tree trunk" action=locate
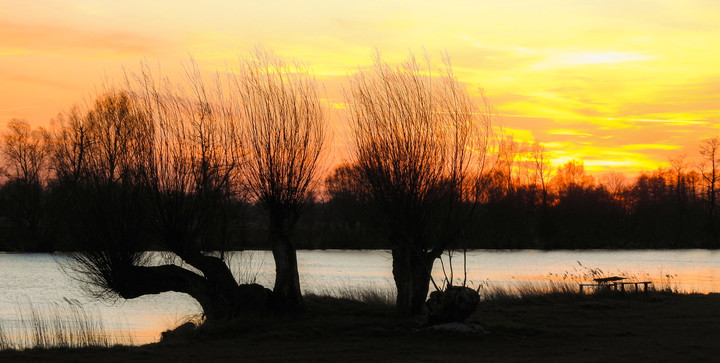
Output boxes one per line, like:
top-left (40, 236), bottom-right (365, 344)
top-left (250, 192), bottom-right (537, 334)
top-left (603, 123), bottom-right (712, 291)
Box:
top-left (391, 247), bottom-right (436, 317)
top-left (114, 264), bottom-right (232, 321)
top-left (112, 264), bottom-right (271, 321)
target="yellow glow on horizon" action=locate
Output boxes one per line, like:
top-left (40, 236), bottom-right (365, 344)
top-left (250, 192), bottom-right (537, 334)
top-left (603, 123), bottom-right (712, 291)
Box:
top-left (619, 144), bottom-right (682, 151)
top-left (547, 129), bottom-right (593, 137)
top-left (0, 49), bottom-right (26, 56)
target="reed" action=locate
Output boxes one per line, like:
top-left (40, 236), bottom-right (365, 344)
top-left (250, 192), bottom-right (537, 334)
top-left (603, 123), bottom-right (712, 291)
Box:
top-left (547, 262), bottom-right (681, 293)
top-left (307, 284), bottom-right (396, 306)
top-left (477, 281), bottom-right (583, 304)
top-left (304, 264), bottom-right (682, 309)
top-left (476, 263), bottom-right (682, 304)
top-left (0, 299), bottom-right (133, 350)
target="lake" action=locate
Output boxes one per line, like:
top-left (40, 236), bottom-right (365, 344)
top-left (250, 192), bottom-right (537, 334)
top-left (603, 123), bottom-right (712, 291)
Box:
top-left (1, 249), bottom-right (719, 345)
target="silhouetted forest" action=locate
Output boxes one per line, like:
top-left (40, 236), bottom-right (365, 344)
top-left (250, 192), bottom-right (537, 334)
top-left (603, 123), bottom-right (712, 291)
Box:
top-left (0, 124), bottom-right (718, 251)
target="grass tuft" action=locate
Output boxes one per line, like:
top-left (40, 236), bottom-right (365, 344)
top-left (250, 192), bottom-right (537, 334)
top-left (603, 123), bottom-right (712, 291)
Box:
top-left (306, 284), bottom-right (396, 307)
top-left (0, 299), bottom-right (133, 350)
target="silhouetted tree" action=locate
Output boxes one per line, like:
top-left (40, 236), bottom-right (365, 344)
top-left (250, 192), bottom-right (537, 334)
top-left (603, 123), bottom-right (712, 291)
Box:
top-left (699, 136), bottom-right (720, 245)
top-left (552, 159), bottom-right (594, 195)
top-left (54, 69), bottom-right (267, 321)
top-left (346, 53), bottom-right (492, 316)
top-left (50, 106), bottom-right (91, 184)
top-left (530, 143), bottom-right (554, 244)
top-left (322, 164), bottom-right (374, 247)
top-left (530, 143), bottom-right (552, 201)
top-left (1, 119), bottom-right (51, 250)
top-left (626, 170), bottom-right (675, 246)
top-left (601, 171), bottom-right (627, 199)
top-left (232, 49), bottom-right (325, 313)
top-left (2, 119), bottom-right (49, 184)
top-left (55, 90), bottom-right (156, 299)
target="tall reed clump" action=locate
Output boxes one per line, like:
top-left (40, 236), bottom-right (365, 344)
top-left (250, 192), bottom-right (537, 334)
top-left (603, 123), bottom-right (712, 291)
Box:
top-left (477, 281), bottom-right (580, 303)
top-left (0, 299), bottom-right (133, 350)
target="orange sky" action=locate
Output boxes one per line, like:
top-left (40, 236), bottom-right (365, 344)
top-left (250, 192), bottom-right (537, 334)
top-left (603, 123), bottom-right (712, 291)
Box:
top-left (1, 0), bottom-right (719, 177)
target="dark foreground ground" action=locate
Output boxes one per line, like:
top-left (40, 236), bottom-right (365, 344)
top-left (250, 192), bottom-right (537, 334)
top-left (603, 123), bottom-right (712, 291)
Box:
top-left (2, 292), bottom-right (720, 362)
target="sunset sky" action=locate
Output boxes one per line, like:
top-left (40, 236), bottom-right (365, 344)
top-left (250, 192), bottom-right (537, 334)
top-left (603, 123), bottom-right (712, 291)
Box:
top-left (1, 0), bottom-right (719, 177)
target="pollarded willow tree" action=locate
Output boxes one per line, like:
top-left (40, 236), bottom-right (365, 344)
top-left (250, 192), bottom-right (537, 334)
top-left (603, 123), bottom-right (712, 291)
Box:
top-left (231, 49), bottom-right (325, 313)
top-left (55, 51), bottom-right (325, 320)
top-left (346, 53), bottom-right (493, 316)
top-left (53, 64), bottom-right (270, 321)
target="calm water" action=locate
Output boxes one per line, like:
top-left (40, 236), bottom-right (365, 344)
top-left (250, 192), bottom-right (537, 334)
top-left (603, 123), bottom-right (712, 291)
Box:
top-left (1, 249), bottom-right (719, 344)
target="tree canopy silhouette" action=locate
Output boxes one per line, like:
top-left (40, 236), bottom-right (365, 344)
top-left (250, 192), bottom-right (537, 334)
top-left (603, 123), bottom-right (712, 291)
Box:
top-left (233, 48), bottom-right (325, 313)
top-left (346, 53), bottom-right (493, 316)
top-left (51, 51), bottom-right (324, 319)
top-left (0, 119), bottom-right (51, 250)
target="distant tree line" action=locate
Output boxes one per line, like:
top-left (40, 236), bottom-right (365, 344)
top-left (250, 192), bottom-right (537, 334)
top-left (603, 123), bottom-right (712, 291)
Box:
top-left (2, 111), bottom-right (720, 254)
top-left (2, 104), bottom-right (720, 254)
top-left (0, 108), bottom-right (720, 252)
top-left (322, 137), bottom-right (720, 250)
top-left (5, 127), bottom-right (717, 253)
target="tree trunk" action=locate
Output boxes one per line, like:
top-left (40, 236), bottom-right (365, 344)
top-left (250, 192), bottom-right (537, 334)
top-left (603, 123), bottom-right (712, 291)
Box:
top-left (116, 264), bottom-right (234, 321)
top-left (269, 208), bottom-right (304, 313)
top-left (113, 264), bottom-right (271, 321)
top-left (391, 247), bottom-right (435, 317)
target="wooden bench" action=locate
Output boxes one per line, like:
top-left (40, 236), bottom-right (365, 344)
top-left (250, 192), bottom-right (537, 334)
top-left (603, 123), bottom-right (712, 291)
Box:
top-left (579, 283), bottom-right (614, 292)
top-left (578, 276), bottom-right (652, 293)
top-left (579, 276), bottom-right (625, 292)
top-left (617, 281), bottom-right (652, 292)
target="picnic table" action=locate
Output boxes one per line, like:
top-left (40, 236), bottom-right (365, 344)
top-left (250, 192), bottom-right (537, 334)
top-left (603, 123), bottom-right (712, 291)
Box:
top-left (578, 276), bottom-right (652, 293)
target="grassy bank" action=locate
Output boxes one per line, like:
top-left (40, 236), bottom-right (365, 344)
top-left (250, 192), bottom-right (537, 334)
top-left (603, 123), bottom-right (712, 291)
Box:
top-left (1, 287), bottom-right (719, 362)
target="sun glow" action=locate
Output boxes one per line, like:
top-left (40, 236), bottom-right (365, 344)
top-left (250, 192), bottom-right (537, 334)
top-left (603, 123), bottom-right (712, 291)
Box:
top-left (0, 1), bottom-right (719, 177)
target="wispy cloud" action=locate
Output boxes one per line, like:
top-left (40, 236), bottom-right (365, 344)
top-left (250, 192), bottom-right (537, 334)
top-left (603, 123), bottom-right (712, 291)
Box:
top-left (602, 117), bottom-right (710, 126)
top-left (533, 51), bottom-right (656, 69)
top-left (547, 129), bottom-right (593, 137)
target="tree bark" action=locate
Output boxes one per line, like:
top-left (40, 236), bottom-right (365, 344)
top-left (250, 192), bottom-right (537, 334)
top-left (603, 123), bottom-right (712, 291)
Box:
top-left (115, 264), bottom-right (270, 321)
top-left (391, 247), bottom-right (435, 317)
top-left (269, 207), bottom-right (304, 313)
top-left (116, 264), bottom-right (228, 320)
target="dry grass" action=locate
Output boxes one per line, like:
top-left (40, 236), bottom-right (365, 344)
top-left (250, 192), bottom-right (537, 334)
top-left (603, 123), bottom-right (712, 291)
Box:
top-left (306, 284), bottom-right (396, 306)
top-left (475, 262), bottom-right (682, 304)
top-left (303, 262), bottom-right (683, 309)
top-left (0, 299), bottom-right (133, 350)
